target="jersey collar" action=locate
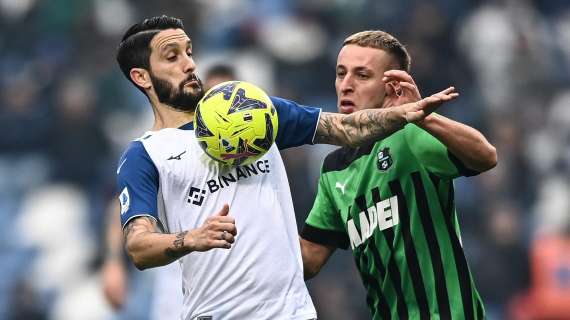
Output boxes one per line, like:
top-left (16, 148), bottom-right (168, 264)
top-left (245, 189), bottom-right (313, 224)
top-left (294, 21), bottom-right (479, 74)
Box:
top-left (179, 122), bottom-right (194, 130)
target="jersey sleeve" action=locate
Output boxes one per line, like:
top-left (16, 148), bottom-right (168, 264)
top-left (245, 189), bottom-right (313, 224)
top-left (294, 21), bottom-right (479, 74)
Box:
top-left (116, 141), bottom-right (160, 229)
top-left (270, 96), bottom-right (321, 150)
top-left (404, 123), bottom-right (479, 179)
top-left (301, 168), bottom-right (350, 250)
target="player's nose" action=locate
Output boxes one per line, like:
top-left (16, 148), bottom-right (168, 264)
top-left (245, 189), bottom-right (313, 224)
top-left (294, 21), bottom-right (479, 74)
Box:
top-left (339, 75), bottom-right (354, 94)
top-left (182, 55), bottom-right (196, 73)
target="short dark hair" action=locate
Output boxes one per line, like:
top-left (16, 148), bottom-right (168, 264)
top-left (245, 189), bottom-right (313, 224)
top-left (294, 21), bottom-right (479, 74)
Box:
top-left (343, 30), bottom-right (411, 72)
top-left (116, 15), bottom-right (185, 94)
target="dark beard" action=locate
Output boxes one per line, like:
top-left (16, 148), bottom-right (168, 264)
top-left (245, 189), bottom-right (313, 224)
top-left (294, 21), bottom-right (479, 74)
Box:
top-left (150, 72), bottom-right (204, 112)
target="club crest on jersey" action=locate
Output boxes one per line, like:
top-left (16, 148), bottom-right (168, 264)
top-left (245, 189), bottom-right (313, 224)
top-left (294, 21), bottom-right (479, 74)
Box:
top-left (377, 147), bottom-right (393, 171)
top-left (119, 187), bottom-right (130, 215)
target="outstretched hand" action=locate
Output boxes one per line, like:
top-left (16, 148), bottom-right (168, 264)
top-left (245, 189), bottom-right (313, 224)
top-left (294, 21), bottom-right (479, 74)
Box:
top-left (187, 204), bottom-right (238, 251)
top-left (401, 87), bottom-right (458, 123)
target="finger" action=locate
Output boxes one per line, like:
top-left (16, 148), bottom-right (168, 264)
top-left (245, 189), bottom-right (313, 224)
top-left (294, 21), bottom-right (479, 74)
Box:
top-left (399, 82), bottom-right (421, 98)
top-left (209, 220), bottom-right (236, 232)
top-left (217, 204), bottom-right (229, 216)
top-left (431, 92), bottom-right (459, 101)
top-left (211, 216), bottom-right (236, 224)
top-left (218, 223), bottom-right (237, 236)
top-left (212, 240), bottom-right (232, 249)
top-left (224, 223), bottom-right (238, 236)
top-left (399, 81), bottom-right (416, 91)
top-left (436, 86), bottom-right (456, 96)
top-left (383, 70), bottom-right (416, 85)
top-left (221, 231), bottom-right (236, 244)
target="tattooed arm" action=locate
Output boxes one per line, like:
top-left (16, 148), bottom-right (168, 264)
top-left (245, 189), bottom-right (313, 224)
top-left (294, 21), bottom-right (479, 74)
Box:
top-left (314, 87), bottom-right (458, 147)
top-left (123, 204), bottom-right (236, 270)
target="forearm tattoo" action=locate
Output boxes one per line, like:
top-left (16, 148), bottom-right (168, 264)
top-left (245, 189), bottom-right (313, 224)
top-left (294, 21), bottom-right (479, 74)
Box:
top-left (315, 109), bottom-right (406, 146)
top-left (123, 216), bottom-right (156, 240)
top-left (164, 231), bottom-right (189, 259)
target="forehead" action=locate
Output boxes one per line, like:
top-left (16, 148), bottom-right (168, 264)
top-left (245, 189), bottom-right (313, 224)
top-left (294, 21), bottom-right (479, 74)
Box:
top-left (337, 44), bottom-right (393, 70)
top-left (150, 28), bottom-right (191, 51)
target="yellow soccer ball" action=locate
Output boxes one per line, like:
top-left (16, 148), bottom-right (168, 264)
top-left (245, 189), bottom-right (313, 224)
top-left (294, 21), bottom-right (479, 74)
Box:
top-left (194, 81), bottom-right (278, 166)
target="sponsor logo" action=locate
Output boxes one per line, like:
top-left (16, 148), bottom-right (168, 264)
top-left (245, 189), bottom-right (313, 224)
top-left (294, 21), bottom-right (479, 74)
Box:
top-left (347, 195), bottom-right (399, 249)
top-left (188, 160), bottom-right (271, 206)
top-left (187, 187), bottom-right (206, 206)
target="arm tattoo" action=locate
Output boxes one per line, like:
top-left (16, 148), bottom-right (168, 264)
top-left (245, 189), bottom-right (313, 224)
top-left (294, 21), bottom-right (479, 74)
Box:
top-left (315, 109), bottom-right (406, 147)
top-left (123, 216), bottom-right (157, 241)
top-left (123, 220), bottom-right (137, 239)
top-left (164, 231), bottom-right (189, 259)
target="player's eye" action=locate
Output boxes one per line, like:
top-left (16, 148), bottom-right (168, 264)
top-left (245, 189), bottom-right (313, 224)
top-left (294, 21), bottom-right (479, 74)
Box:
top-left (336, 70), bottom-right (346, 78)
top-left (167, 55), bottom-right (177, 61)
top-left (357, 73), bottom-right (369, 79)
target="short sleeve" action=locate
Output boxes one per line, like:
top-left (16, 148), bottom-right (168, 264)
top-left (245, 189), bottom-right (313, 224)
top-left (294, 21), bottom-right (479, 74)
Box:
top-left (301, 168), bottom-right (350, 250)
top-left (116, 141), bottom-right (160, 228)
top-left (270, 96), bottom-right (321, 149)
top-left (404, 123), bottom-right (479, 179)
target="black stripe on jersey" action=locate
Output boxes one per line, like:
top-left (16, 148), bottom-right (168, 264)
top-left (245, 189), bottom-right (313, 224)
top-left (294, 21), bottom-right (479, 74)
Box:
top-left (388, 180), bottom-right (430, 319)
top-left (322, 143), bottom-right (376, 173)
top-left (428, 172), bottom-right (440, 189)
top-left (442, 182), bottom-right (476, 319)
top-left (355, 249), bottom-right (391, 320)
top-left (448, 151), bottom-right (480, 177)
top-left (476, 298), bottom-right (485, 319)
top-left (300, 223), bottom-right (350, 249)
top-left (411, 172), bottom-right (452, 319)
top-left (370, 187), bottom-right (409, 319)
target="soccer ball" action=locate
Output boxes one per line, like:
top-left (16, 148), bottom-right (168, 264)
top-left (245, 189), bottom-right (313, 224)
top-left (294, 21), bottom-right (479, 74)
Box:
top-left (194, 81), bottom-right (278, 166)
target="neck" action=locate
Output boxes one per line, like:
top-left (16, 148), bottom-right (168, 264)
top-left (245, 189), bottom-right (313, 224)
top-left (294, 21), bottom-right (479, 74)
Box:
top-left (150, 101), bottom-right (194, 130)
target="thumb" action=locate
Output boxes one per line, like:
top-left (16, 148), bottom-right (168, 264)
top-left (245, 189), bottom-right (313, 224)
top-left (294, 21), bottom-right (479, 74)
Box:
top-left (217, 204), bottom-right (230, 216)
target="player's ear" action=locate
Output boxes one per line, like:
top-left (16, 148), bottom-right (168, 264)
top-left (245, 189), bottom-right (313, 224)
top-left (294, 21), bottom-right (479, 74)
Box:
top-left (130, 68), bottom-right (152, 90)
top-left (386, 81), bottom-right (402, 98)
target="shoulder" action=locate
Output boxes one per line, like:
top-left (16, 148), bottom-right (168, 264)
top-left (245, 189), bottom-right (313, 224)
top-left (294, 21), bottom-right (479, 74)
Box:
top-left (322, 142), bottom-right (377, 174)
top-left (117, 139), bottom-right (157, 177)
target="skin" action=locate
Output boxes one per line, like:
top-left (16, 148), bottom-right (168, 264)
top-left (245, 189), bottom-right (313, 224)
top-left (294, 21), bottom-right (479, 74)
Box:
top-left (301, 43), bottom-right (497, 280)
top-left (122, 29), bottom-right (460, 270)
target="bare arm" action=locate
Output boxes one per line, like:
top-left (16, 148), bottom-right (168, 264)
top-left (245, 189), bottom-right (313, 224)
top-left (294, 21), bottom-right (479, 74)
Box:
top-left (123, 204), bottom-right (236, 270)
top-left (300, 237), bottom-right (336, 280)
top-left (418, 114), bottom-right (497, 172)
top-left (384, 70), bottom-right (497, 172)
top-left (314, 87), bottom-right (458, 147)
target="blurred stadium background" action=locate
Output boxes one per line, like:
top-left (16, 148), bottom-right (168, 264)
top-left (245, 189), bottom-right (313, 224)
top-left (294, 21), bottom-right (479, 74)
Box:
top-left (1, 0), bottom-right (569, 319)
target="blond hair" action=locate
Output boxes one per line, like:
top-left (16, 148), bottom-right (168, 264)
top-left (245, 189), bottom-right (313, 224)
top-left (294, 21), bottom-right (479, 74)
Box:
top-left (343, 30), bottom-right (411, 72)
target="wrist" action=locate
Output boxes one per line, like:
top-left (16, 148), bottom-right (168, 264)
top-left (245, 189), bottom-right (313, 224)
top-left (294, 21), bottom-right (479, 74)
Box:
top-left (416, 113), bottom-right (436, 128)
top-left (392, 105), bottom-right (410, 126)
top-left (183, 230), bottom-right (195, 252)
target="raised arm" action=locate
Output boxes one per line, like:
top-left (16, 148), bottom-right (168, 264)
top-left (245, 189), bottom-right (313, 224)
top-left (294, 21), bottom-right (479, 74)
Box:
top-left (418, 114), bottom-right (497, 172)
top-left (383, 70), bottom-right (497, 172)
top-left (123, 204), bottom-right (237, 270)
top-left (314, 87), bottom-right (458, 147)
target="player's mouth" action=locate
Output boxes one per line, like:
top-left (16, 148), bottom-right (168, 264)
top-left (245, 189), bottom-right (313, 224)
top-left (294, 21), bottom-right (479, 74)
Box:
top-left (182, 74), bottom-right (200, 88)
top-left (339, 99), bottom-right (356, 114)
top-left (183, 80), bottom-right (199, 87)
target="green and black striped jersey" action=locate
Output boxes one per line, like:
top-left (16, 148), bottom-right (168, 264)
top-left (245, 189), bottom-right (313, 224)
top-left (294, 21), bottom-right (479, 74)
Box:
top-left (301, 124), bottom-right (485, 320)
